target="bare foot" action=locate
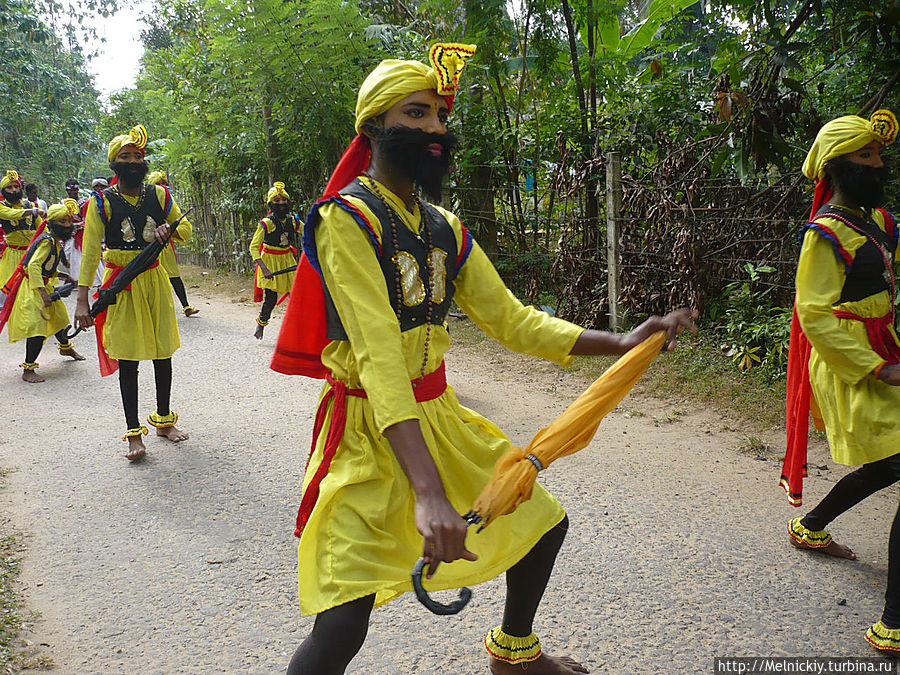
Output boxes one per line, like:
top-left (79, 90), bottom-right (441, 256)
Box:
top-left (157, 426), bottom-right (189, 442)
top-left (125, 436), bottom-right (146, 461)
top-left (790, 535), bottom-right (856, 560)
top-left (22, 370), bottom-right (45, 383)
top-left (254, 324), bottom-right (265, 340)
top-left (184, 307), bottom-right (200, 317)
top-left (490, 654), bottom-right (589, 674)
top-left (59, 346), bottom-right (85, 361)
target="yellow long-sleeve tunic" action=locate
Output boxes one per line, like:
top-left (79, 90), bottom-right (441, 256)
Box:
top-left (8, 238), bottom-right (69, 342)
top-left (79, 186), bottom-right (193, 361)
top-left (298, 179), bottom-right (584, 616)
top-left (796, 210), bottom-right (900, 466)
top-left (250, 214), bottom-right (302, 293)
top-left (0, 201), bottom-right (39, 288)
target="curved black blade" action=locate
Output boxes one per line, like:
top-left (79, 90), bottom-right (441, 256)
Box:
top-left (410, 557), bottom-right (473, 616)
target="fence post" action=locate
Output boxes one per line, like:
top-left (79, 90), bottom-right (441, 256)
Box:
top-left (606, 151), bottom-right (622, 331)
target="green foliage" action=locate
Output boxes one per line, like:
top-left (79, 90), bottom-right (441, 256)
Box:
top-left (713, 264), bottom-right (792, 378)
top-left (0, 0), bottom-right (105, 196)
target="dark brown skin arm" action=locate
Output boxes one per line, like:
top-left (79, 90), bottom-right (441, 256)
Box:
top-left (570, 308), bottom-right (699, 356)
top-left (383, 420), bottom-right (478, 578)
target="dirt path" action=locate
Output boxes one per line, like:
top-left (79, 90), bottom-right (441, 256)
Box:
top-left (0, 289), bottom-right (896, 674)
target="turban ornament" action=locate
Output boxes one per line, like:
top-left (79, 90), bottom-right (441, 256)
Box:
top-left (267, 181), bottom-right (290, 203)
top-left (429, 43), bottom-right (477, 96)
top-left (108, 124), bottom-right (148, 162)
top-left (802, 109), bottom-right (898, 181)
top-left (1, 170), bottom-right (20, 190)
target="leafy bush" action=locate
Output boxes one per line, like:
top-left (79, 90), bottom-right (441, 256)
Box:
top-left (714, 263), bottom-right (791, 378)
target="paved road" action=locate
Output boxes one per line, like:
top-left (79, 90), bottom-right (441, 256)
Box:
top-left (0, 291), bottom-right (897, 674)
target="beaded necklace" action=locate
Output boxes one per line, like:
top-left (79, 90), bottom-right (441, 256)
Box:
top-left (362, 174), bottom-right (434, 387)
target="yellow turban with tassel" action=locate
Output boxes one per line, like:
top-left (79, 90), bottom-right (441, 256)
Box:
top-left (107, 124), bottom-right (148, 162)
top-left (147, 171), bottom-right (168, 186)
top-left (266, 181), bottom-right (290, 202)
top-left (1, 170), bottom-right (20, 189)
top-left (355, 43), bottom-right (476, 133)
top-left (803, 109), bottom-right (898, 181)
top-left (47, 198), bottom-right (79, 222)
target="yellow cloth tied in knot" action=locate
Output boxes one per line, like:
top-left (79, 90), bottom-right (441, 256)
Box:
top-left (803, 109), bottom-right (898, 181)
top-left (266, 181), bottom-right (290, 202)
top-left (107, 124), bottom-right (148, 162)
top-left (1, 170), bottom-right (19, 189)
top-left (354, 42), bottom-right (476, 133)
top-left (147, 171), bottom-right (167, 185)
top-left (47, 198), bottom-right (79, 222)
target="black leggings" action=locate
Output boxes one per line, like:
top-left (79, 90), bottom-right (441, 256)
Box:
top-left (169, 277), bottom-right (189, 308)
top-left (118, 359), bottom-right (172, 430)
top-left (801, 454), bottom-right (900, 627)
top-left (286, 515), bottom-right (569, 674)
top-left (24, 328), bottom-right (70, 363)
top-left (259, 289), bottom-right (278, 323)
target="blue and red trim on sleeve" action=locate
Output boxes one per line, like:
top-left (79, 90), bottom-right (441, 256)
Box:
top-left (93, 192), bottom-right (108, 227)
top-left (160, 185), bottom-right (173, 220)
top-left (800, 222), bottom-right (853, 276)
top-left (456, 222), bottom-right (474, 273)
top-left (302, 195), bottom-right (381, 275)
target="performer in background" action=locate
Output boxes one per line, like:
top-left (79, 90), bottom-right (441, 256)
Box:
top-left (250, 181), bottom-right (301, 339)
top-left (75, 125), bottom-right (193, 461)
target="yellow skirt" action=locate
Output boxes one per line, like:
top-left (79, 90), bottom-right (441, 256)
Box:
top-left (159, 242), bottom-right (180, 278)
top-left (255, 246), bottom-right (296, 293)
top-left (297, 384), bottom-right (566, 616)
top-left (7, 277), bottom-right (69, 343)
top-left (809, 290), bottom-right (900, 466)
top-left (0, 245), bottom-right (27, 289)
top-left (100, 249), bottom-right (180, 361)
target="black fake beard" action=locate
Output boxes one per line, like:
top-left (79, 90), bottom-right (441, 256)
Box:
top-left (111, 160), bottom-right (149, 190)
top-left (374, 126), bottom-right (457, 202)
top-left (50, 225), bottom-right (73, 241)
top-left (1, 188), bottom-right (22, 204)
top-left (270, 203), bottom-right (291, 216)
top-left (828, 156), bottom-right (890, 208)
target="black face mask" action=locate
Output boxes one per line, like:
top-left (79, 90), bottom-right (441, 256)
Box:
top-left (270, 202), bottom-right (290, 216)
top-left (50, 224), bottom-right (73, 241)
top-left (374, 125), bottom-right (458, 202)
top-left (828, 156), bottom-right (890, 209)
top-left (1, 188), bottom-right (22, 204)
top-left (111, 160), bottom-right (149, 190)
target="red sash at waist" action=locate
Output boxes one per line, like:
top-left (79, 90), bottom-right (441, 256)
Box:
top-left (294, 361), bottom-right (448, 537)
top-left (6, 243), bottom-right (27, 251)
top-left (261, 245), bottom-right (292, 255)
top-left (832, 309), bottom-right (900, 364)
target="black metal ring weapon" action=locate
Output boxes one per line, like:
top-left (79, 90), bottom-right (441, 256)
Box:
top-left (410, 510), bottom-right (483, 615)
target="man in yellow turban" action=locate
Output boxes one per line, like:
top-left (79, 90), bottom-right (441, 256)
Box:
top-left (249, 181), bottom-right (302, 339)
top-left (779, 110), bottom-right (900, 654)
top-left (0, 199), bottom-right (85, 381)
top-left (0, 170), bottom-right (45, 304)
top-left (73, 125), bottom-right (194, 461)
top-left (276, 44), bottom-right (696, 675)
top-left (146, 171), bottom-right (199, 317)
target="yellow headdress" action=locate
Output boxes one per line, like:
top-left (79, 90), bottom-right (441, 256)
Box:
top-left (1, 170), bottom-right (20, 190)
top-left (107, 124), bottom-right (148, 162)
top-left (355, 42), bottom-right (477, 133)
top-left (47, 198), bottom-right (79, 222)
top-left (803, 109), bottom-right (898, 181)
top-left (266, 181), bottom-right (290, 203)
top-left (147, 171), bottom-right (168, 186)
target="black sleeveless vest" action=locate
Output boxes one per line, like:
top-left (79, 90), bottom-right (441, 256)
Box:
top-left (0, 199), bottom-right (36, 233)
top-left (262, 214), bottom-right (297, 248)
top-left (102, 185), bottom-right (167, 251)
top-left (22, 235), bottom-right (63, 279)
top-left (812, 206), bottom-right (897, 304)
top-left (324, 179), bottom-right (460, 340)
